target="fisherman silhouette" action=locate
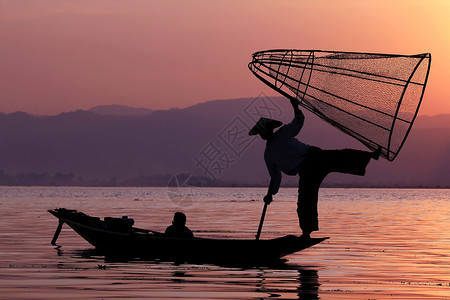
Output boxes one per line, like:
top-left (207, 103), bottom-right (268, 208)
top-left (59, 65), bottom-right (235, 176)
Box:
top-left (249, 99), bottom-right (380, 239)
top-left (165, 212), bottom-right (194, 238)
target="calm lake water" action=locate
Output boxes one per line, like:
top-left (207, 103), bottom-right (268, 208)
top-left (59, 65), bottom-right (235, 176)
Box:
top-left (0, 187), bottom-right (449, 299)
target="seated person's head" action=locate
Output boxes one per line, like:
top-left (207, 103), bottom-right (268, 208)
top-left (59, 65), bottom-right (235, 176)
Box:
top-left (173, 212), bottom-right (186, 227)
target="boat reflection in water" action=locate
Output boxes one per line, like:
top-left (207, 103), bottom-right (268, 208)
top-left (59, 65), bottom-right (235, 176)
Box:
top-left (66, 246), bottom-right (321, 299)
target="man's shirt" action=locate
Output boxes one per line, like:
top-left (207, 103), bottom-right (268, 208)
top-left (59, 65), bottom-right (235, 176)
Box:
top-left (165, 225), bottom-right (194, 238)
top-left (264, 110), bottom-right (309, 195)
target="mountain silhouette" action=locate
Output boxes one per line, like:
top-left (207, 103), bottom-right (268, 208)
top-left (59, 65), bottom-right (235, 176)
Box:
top-left (89, 104), bottom-right (153, 116)
top-left (0, 98), bottom-right (448, 187)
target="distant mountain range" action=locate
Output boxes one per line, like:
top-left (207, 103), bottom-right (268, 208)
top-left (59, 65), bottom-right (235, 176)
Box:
top-left (88, 104), bottom-right (153, 116)
top-left (0, 99), bottom-right (449, 187)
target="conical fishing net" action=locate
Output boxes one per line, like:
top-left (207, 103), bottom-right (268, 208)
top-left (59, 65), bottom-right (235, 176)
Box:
top-left (249, 50), bottom-right (431, 161)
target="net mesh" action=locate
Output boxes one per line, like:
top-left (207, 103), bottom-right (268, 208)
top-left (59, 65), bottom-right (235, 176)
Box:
top-left (249, 50), bottom-right (431, 161)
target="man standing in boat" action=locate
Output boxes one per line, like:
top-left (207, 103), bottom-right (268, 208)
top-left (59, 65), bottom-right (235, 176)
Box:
top-left (249, 99), bottom-right (380, 238)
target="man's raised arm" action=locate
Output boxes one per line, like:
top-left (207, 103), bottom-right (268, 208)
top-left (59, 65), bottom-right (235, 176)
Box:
top-left (282, 99), bottom-right (305, 137)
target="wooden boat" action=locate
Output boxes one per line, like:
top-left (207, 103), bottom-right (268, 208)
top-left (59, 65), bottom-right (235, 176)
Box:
top-left (49, 208), bottom-right (328, 264)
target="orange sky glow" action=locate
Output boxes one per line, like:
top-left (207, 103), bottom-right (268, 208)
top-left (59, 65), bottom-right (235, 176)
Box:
top-left (1, 0), bottom-right (449, 116)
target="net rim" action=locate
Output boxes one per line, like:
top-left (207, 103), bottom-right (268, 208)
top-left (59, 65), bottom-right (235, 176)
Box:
top-left (252, 49), bottom-right (430, 60)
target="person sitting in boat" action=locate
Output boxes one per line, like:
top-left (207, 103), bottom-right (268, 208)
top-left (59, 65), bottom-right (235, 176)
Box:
top-left (249, 99), bottom-right (381, 239)
top-left (165, 212), bottom-right (194, 238)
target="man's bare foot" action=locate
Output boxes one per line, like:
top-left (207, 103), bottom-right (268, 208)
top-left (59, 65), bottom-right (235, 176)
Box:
top-left (371, 146), bottom-right (382, 160)
top-left (299, 233), bottom-right (311, 239)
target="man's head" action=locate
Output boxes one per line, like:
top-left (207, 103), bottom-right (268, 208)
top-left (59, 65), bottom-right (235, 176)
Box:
top-left (172, 212), bottom-right (187, 227)
top-left (248, 117), bottom-right (282, 140)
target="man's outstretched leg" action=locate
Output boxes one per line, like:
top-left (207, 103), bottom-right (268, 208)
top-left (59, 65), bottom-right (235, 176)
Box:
top-left (296, 147), bottom-right (378, 238)
top-left (321, 148), bottom-right (376, 176)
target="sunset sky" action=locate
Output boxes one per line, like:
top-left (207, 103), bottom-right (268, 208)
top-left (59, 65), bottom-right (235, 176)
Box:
top-left (1, 0), bottom-right (449, 116)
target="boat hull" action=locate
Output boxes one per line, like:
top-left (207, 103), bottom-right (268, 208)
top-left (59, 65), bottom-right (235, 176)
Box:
top-left (49, 208), bottom-right (328, 264)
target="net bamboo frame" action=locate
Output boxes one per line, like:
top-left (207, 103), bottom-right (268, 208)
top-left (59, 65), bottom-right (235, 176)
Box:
top-left (249, 49), bottom-right (431, 161)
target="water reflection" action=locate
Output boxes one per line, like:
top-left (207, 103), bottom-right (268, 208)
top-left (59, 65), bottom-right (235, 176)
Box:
top-left (297, 269), bottom-right (319, 300)
top-left (69, 247), bottom-right (321, 299)
top-left (2, 187), bottom-right (448, 299)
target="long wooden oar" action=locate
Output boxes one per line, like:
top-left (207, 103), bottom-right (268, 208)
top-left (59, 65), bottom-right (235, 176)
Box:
top-left (255, 202), bottom-right (268, 240)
